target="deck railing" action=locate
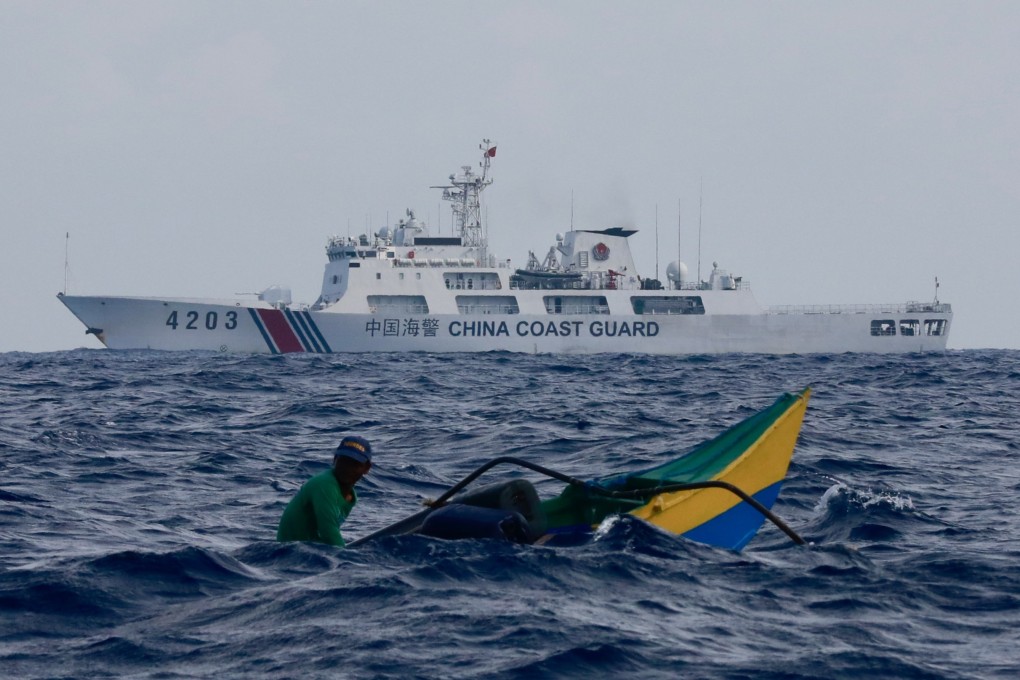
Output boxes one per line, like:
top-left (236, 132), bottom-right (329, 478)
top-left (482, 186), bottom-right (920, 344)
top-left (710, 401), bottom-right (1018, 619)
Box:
top-left (767, 302), bottom-right (952, 315)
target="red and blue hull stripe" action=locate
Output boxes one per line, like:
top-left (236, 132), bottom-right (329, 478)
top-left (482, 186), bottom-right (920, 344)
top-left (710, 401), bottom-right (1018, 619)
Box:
top-left (248, 308), bottom-right (333, 354)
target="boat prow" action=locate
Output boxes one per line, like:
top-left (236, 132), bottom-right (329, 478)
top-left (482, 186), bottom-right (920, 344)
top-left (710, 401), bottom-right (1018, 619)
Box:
top-left (621, 387), bottom-right (810, 549)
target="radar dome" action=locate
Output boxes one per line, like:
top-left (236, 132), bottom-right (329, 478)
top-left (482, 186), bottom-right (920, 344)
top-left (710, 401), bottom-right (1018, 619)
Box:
top-left (666, 261), bottom-right (688, 284)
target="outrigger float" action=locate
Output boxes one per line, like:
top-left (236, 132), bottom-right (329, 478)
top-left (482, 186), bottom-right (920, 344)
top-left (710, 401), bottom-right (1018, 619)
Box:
top-left (58, 141), bottom-right (952, 355)
top-left (350, 388), bottom-right (812, 551)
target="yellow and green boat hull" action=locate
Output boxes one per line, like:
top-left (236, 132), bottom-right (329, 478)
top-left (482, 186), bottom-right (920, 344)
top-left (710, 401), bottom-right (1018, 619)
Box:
top-left (540, 388), bottom-right (811, 550)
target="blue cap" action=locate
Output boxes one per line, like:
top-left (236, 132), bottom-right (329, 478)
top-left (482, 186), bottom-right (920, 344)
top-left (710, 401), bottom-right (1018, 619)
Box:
top-left (334, 435), bottom-right (372, 464)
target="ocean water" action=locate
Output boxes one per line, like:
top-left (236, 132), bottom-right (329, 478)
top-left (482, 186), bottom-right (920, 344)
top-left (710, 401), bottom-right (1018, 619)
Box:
top-left (1, 349), bottom-right (1018, 679)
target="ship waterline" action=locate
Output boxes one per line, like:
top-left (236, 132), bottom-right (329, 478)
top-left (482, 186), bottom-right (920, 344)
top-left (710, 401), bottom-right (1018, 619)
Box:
top-left (58, 294), bottom-right (950, 355)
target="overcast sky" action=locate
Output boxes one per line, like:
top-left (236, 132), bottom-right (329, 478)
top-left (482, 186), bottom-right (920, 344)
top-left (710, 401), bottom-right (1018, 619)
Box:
top-left (2, 1), bottom-right (1017, 353)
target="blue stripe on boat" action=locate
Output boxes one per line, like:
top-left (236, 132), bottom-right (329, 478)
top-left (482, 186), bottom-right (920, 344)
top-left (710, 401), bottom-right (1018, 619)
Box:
top-left (302, 312), bottom-right (332, 353)
top-left (680, 481), bottom-right (784, 551)
top-left (292, 311), bottom-right (323, 353)
top-left (283, 308), bottom-right (313, 352)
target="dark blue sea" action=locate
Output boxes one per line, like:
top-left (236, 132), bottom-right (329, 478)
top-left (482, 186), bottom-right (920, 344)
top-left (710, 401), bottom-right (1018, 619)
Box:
top-left (2, 350), bottom-right (1018, 679)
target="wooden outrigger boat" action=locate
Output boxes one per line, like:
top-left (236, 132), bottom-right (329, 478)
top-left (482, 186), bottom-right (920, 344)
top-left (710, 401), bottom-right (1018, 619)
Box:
top-left (350, 388), bottom-right (811, 551)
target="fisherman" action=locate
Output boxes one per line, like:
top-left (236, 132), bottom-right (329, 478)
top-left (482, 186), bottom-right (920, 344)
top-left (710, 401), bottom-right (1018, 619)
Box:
top-left (277, 435), bottom-right (372, 547)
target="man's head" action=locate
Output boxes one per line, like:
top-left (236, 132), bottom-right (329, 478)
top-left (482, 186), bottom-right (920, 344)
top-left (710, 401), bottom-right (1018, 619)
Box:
top-left (333, 435), bottom-right (372, 485)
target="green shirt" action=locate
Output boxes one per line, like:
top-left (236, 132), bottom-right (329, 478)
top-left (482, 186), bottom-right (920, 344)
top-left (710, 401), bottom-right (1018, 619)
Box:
top-left (277, 469), bottom-right (358, 547)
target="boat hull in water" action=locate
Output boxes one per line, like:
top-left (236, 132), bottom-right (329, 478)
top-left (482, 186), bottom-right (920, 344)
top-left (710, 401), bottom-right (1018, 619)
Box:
top-left (58, 294), bottom-right (950, 355)
top-left (541, 388), bottom-right (811, 550)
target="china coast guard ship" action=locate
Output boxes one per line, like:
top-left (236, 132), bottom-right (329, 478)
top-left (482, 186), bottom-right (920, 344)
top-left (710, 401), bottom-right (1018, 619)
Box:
top-left (58, 141), bottom-right (952, 354)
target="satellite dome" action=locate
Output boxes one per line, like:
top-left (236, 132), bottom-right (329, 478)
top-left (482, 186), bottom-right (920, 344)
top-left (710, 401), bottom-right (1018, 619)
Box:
top-left (666, 260), bottom-right (688, 284)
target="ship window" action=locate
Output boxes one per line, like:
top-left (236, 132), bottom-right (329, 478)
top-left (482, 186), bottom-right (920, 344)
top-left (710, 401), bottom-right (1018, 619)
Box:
top-left (399, 273), bottom-right (404, 280)
top-left (456, 295), bottom-right (520, 315)
top-left (871, 320), bottom-right (896, 336)
top-left (544, 295), bottom-right (609, 315)
top-left (447, 272), bottom-right (502, 290)
top-left (899, 319), bottom-right (920, 336)
top-left (510, 271), bottom-right (584, 291)
top-left (631, 296), bottom-right (705, 315)
top-left (332, 275), bottom-right (339, 285)
top-left (368, 295), bottom-right (429, 314)
top-left (376, 273), bottom-right (381, 280)
top-left (925, 319), bottom-right (946, 336)
top-left (444, 271), bottom-right (499, 289)
top-left (416, 273), bottom-right (422, 280)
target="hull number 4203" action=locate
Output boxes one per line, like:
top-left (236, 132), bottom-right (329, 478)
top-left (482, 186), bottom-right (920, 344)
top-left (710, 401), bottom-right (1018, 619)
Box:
top-left (166, 310), bottom-right (238, 331)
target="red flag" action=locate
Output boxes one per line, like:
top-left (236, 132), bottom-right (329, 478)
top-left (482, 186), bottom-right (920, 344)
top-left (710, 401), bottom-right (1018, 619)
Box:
top-left (486, 146), bottom-right (497, 158)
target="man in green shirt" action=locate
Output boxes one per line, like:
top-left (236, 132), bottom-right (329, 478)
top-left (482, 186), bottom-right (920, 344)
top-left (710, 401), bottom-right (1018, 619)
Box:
top-left (277, 435), bottom-right (373, 547)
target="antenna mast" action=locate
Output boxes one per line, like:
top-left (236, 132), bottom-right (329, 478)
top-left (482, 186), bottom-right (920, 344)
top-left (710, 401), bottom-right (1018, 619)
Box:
top-left (697, 178), bottom-right (703, 285)
top-left (434, 139), bottom-right (495, 259)
top-left (655, 204), bottom-right (659, 281)
top-left (677, 198), bottom-right (682, 290)
top-left (63, 232), bottom-right (70, 295)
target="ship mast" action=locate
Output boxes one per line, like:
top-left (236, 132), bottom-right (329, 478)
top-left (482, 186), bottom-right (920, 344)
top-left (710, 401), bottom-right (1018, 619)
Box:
top-left (434, 139), bottom-right (495, 260)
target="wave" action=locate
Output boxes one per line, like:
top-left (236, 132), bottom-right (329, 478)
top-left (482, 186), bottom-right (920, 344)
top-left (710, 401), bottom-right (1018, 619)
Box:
top-left (1, 349), bottom-right (1019, 678)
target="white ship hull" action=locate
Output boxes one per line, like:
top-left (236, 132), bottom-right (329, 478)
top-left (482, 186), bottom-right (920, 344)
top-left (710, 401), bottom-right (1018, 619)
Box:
top-left (58, 293), bottom-right (951, 355)
top-left (58, 140), bottom-right (952, 355)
